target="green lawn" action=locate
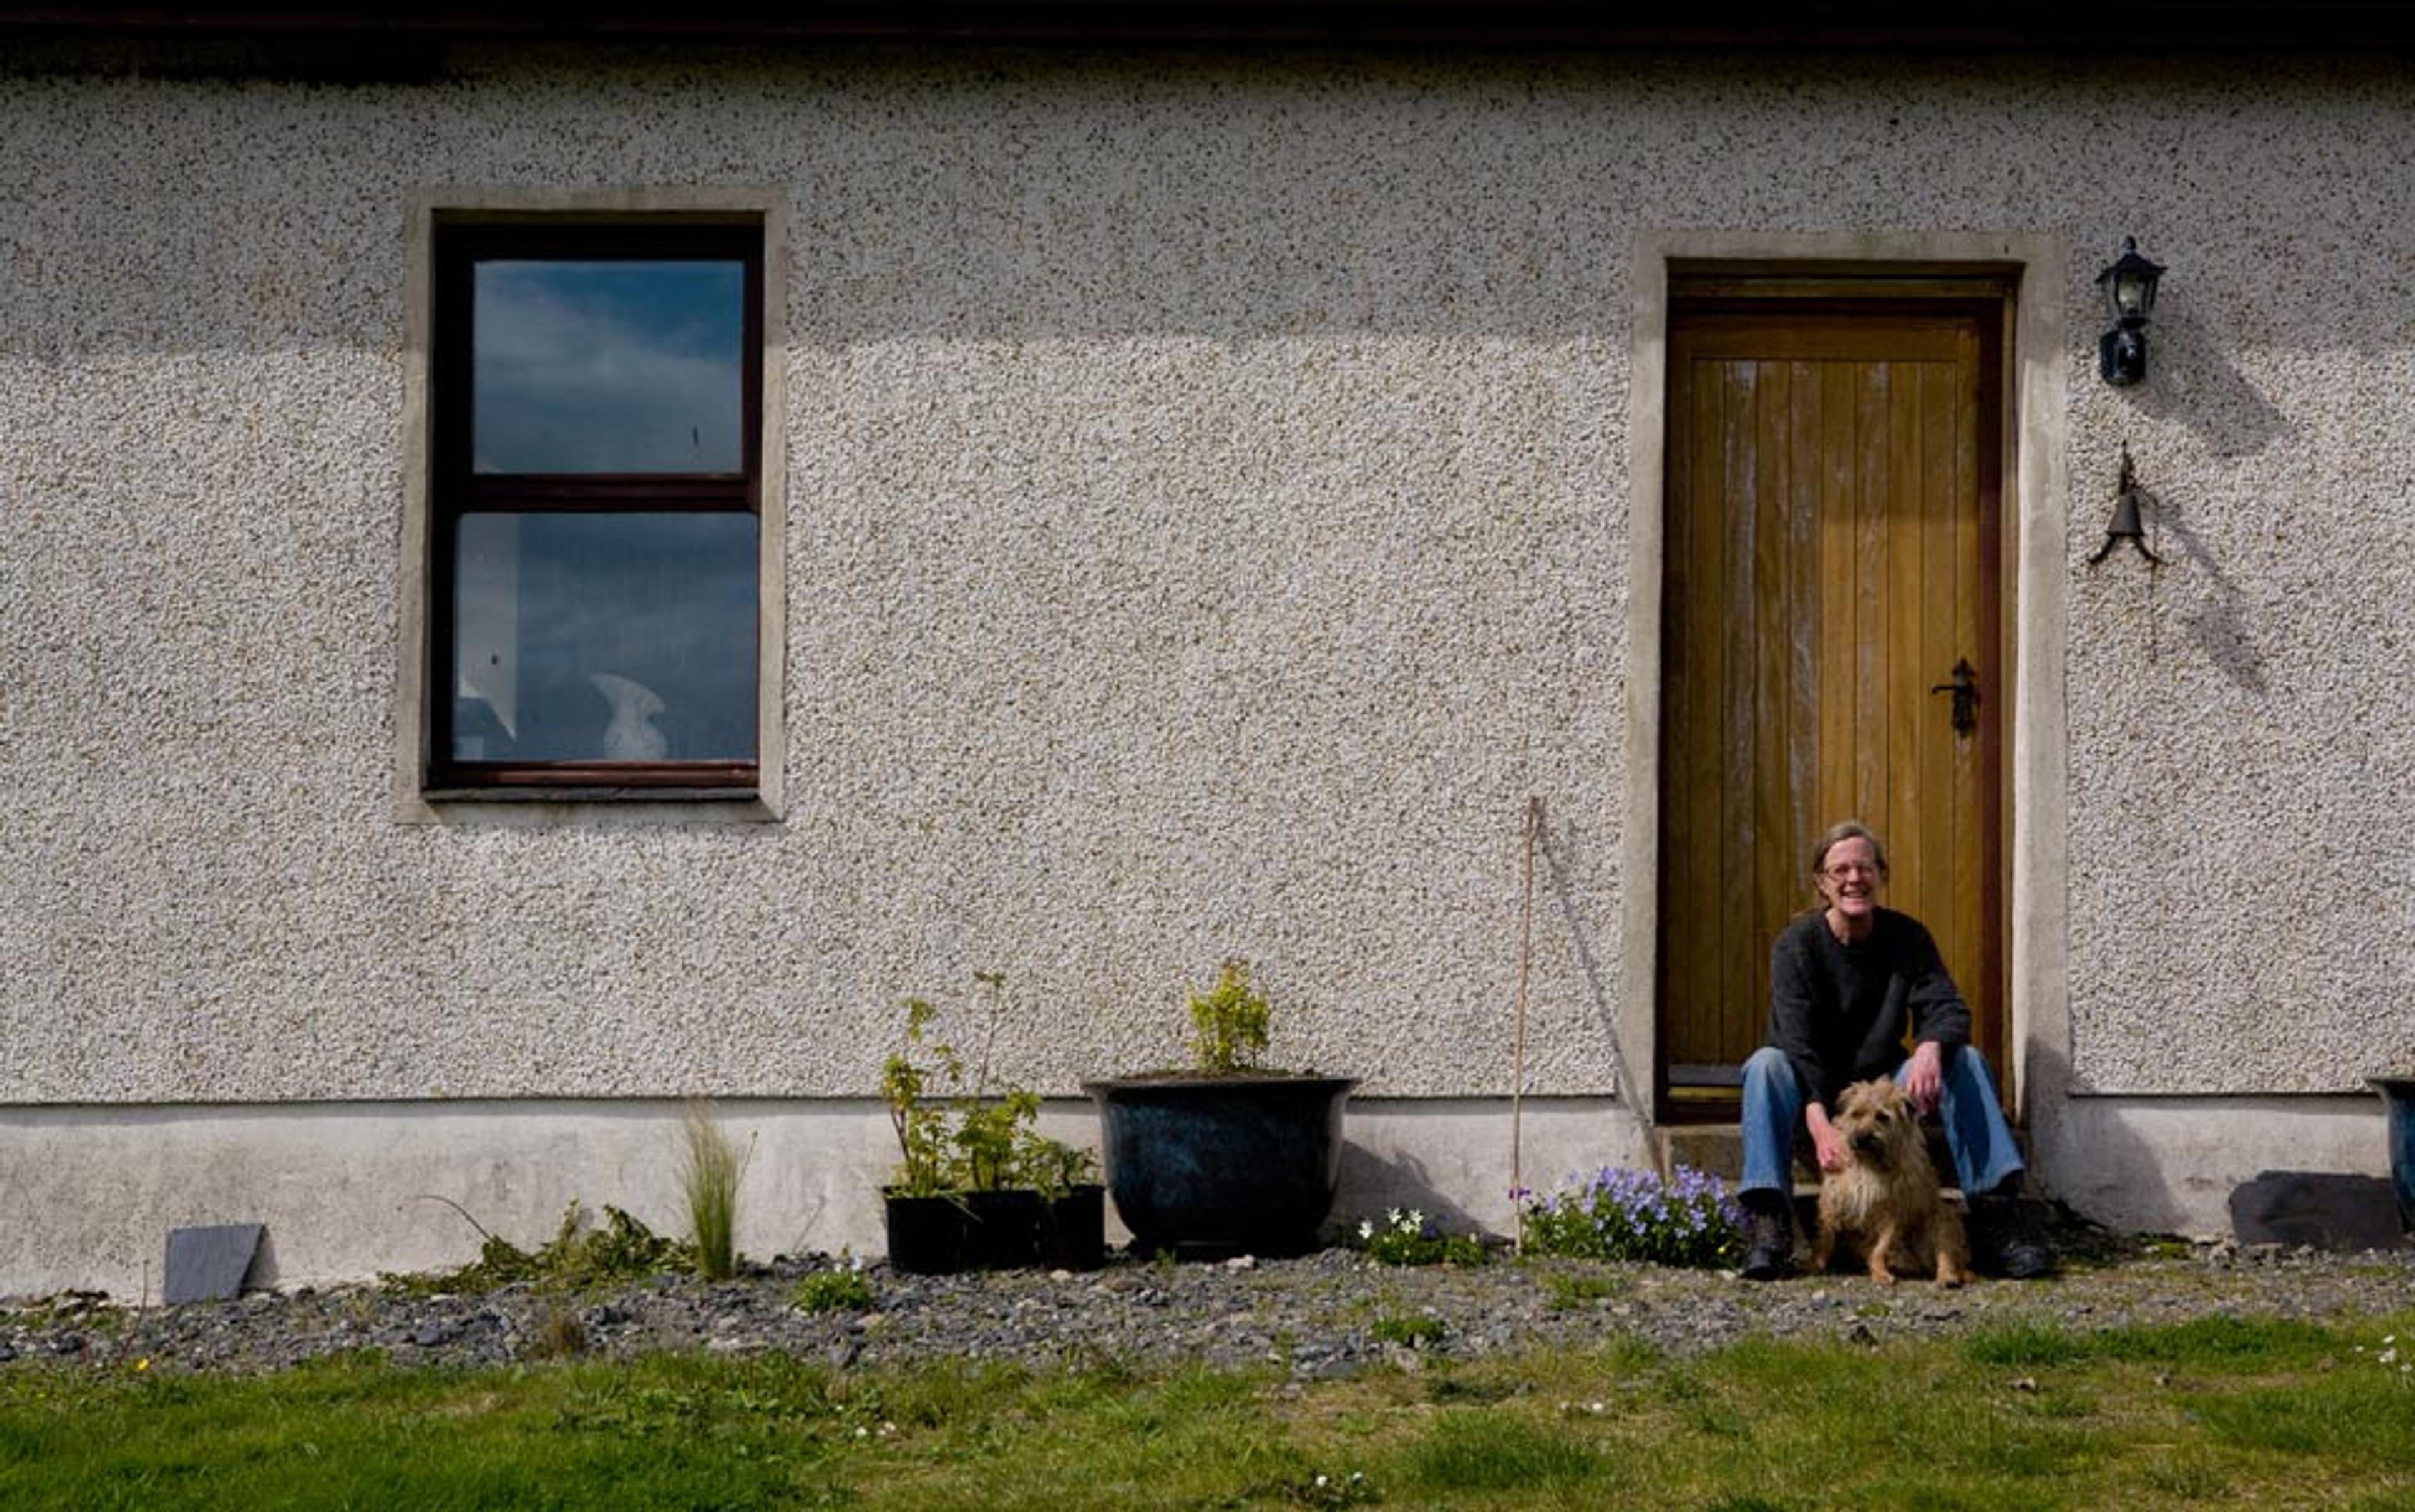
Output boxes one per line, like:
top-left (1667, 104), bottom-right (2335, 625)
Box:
top-left (4, 1312), bottom-right (2413, 1510)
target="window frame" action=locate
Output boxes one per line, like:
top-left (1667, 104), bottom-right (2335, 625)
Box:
top-left (421, 213), bottom-right (770, 797)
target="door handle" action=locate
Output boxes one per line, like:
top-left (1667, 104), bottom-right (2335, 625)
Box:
top-left (1930, 659), bottom-right (1979, 736)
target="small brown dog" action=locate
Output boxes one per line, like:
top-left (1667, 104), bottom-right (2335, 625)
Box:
top-left (1811, 1079), bottom-right (1972, 1287)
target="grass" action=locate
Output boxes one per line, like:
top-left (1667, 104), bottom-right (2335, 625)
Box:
top-left (1536, 1266), bottom-right (1629, 1311)
top-left (3, 1311), bottom-right (2412, 1509)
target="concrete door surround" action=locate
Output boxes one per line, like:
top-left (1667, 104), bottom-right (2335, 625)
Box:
top-left (1616, 231), bottom-right (2073, 1131)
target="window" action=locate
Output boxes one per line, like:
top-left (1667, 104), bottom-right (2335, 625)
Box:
top-left (428, 219), bottom-right (763, 791)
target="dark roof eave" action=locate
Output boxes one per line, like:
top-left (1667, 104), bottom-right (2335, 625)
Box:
top-left (4, 3), bottom-right (2414, 55)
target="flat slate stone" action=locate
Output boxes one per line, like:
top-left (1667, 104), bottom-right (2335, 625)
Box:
top-left (164, 1223), bottom-right (265, 1304)
top-left (2229, 1172), bottom-right (2406, 1252)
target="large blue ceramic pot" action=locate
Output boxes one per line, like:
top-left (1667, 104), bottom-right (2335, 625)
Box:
top-left (2369, 1078), bottom-right (2415, 1238)
top-left (1082, 1074), bottom-right (1356, 1257)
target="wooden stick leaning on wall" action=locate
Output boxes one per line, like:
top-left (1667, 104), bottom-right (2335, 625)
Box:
top-left (1511, 795), bottom-right (1541, 1255)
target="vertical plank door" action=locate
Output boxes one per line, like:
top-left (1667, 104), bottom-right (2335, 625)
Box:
top-left (1658, 299), bottom-right (2004, 1109)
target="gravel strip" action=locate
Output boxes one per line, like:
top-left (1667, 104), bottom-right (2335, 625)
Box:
top-left (7, 1231), bottom-right (2413, 1381)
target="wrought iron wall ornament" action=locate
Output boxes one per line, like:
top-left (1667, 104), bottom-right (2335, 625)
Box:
top-left (2089, 445), bottom-right (2164, 567)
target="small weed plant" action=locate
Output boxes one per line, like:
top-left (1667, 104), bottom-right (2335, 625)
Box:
top-left (1290, 1469), bottom-right (1379, 1507)
top-left (1518, 1165), bottom-right (1745, 1268)
top-left (1187, 958), bottom-right (1272, 1074)
top-left (1355, 1208), bottom-right (1489, 1267)
top-left (527, 1303), bottom-right (590, 1360)
top-left (384, 1199), bottom-right (691, 1295)
top-left (2353, 1330), bottom-right (2412, 1376)
top-left (1371, 1311), bottom-right (1448, 1349)
top-left (1539, 1270), bottom-right (1629, 1311)
top-left (793, 1267), bottom-right (875, 1314)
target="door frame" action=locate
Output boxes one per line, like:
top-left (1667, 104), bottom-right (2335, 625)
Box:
top-left (1617, 232), bottom-right (2073, 1128)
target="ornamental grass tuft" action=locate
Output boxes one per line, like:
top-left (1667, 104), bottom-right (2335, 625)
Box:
top-left (1517, 1165), bottom-right (1745, 1269)
top-left (680, 1103), bottom-right (748, 1282)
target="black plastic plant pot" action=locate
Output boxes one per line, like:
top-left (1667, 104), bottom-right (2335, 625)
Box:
top-left (1038, 1184), bottom-right (1108, 1272)
top-left (883, 1191), bottom-right (973, 1274)
top-left (886, 1189), bottom-right (1093, 1272)
top-left (1081, 1075), bottom-right (1357, 1258)
top-left (958, 1189), bottom-right (1045, 1270)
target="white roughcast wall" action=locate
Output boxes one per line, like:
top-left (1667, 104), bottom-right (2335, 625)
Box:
top-left (2, 47), bottom-right (2411, 1289)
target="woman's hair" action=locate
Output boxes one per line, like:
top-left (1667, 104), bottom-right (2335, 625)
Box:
top-left (1809, 819), bottom-right (1889, 879)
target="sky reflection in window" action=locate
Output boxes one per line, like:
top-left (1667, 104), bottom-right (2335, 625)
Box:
top-left (472, 260), bottom-right (744, 474)
top-left (452, 513), bottom-right (757, 763)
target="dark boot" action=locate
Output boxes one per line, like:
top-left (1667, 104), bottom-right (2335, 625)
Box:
top-left (1740, 1192), bottom-right (1794, 1281)
top-left (1970, 1189), bottom-right (2053, 1279)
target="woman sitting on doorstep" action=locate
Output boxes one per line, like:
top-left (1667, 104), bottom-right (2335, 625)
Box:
top-left (1736, 820), bottom-right (2052, 1282)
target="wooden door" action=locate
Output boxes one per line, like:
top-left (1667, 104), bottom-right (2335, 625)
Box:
top-left (1658, 296), bottom-right (2005, 1111)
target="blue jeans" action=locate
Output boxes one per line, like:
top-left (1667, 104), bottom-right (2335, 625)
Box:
top-left (1738, 1044), bottom-right (2024, 1200)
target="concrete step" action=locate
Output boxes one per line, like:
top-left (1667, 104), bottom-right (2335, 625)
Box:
top-left (1656, 1125), bottom-right (2060, 1276)
top-left (1655, 1121), bottom-right (1979, 1191)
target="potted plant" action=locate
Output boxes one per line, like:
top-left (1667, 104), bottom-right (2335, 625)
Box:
top-left (1082, 959), bottom-right (1357, 1258)
top-left (881, 986), bottom-right (1105, 1274)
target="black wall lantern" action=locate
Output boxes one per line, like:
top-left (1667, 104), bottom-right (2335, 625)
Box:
top-left (2096, 237), bottom-right (2165, 386)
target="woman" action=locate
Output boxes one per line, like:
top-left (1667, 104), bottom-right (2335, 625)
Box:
top-left (1736, 820), bottom-right (2050, 1281)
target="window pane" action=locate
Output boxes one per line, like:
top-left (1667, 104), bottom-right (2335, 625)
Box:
top-left (451, 513), bottom-right (757, 764)
top-left (472, 260), bottom-right (745, 474)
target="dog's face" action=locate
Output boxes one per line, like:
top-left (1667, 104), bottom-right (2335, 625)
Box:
top-left (1833, 1080), bottom-right (1921, 1170)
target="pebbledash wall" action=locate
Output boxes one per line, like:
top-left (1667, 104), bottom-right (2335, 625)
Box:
top-left (4, 40), bottom-right (2412, 1296)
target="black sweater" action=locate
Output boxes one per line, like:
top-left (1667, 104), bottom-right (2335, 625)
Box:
top-left (1765, 906), bottom-right (1972, 1109)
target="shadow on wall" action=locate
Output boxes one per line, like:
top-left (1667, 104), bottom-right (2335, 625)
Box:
top-left (1335, 1142), bottom-right (1505, 1243)
top-left (2155, 490), bottom-right (2271, 696)
top-left (242, 1228), bottom-right (284, 1296)
top-left (2028, 1039), bottom-right (2183, 1236)
top-left (2101, 468), bottom-right (2272, 696)
top-left (2125, 298), bottom-right (2295, 462)
top-left (1535, 810), bottom-right (1630, 1101)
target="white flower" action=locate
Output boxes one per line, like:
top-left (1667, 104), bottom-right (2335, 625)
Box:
top-left (1409, 1209), bottom-right (1426, 1228)
top-left (1358, 1220), bottom-right (1374, 1240)
top-left (1387, 1208), bottom-right (1402, 1225)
